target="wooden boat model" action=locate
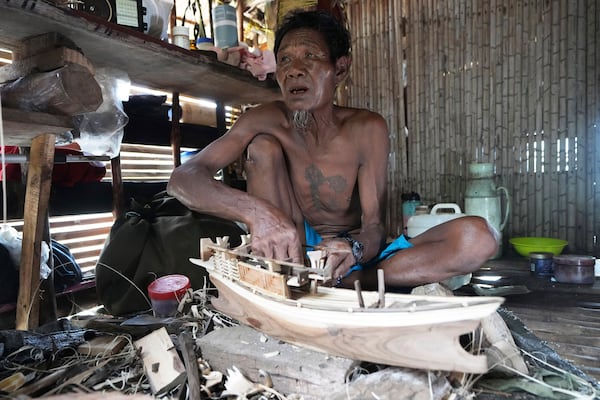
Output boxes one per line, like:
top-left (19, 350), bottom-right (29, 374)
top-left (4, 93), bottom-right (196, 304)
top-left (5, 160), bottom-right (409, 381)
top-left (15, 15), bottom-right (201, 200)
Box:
top-left (190, 236), bottom-right (504, 373)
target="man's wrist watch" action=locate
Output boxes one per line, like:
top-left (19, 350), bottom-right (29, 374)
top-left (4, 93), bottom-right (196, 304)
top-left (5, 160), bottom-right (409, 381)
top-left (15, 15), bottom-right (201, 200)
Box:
top-left (337, 232), bottom-right (364, 264)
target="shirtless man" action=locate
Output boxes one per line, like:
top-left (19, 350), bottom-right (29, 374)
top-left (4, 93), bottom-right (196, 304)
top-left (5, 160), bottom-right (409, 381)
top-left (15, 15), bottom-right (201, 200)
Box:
top-left (167, 10), bottom-right (498, 290)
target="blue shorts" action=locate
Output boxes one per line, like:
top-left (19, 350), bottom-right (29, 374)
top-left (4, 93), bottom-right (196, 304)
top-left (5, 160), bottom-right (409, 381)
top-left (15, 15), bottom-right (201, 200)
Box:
top-left (304, 221), bottom-right (413, 277)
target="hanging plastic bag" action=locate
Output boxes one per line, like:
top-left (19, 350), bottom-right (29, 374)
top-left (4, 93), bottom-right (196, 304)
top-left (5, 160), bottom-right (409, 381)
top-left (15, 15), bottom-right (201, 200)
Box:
top-left (73, 67), bottom-right (131, 158)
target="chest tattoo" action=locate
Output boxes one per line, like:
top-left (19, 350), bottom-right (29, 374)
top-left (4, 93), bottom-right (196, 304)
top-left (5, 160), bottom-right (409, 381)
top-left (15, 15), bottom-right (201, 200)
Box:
top-left (304, 164), bottom-right (348, 209)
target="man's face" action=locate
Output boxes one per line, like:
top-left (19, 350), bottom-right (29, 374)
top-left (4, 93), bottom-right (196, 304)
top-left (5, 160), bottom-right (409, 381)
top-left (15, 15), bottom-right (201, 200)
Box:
top-left (275, 28), bottom-right (338, 112)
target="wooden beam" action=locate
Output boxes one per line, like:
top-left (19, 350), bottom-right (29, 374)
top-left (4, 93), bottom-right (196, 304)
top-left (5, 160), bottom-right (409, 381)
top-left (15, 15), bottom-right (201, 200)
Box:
top-left (15, 133), bottom-right (56, 330)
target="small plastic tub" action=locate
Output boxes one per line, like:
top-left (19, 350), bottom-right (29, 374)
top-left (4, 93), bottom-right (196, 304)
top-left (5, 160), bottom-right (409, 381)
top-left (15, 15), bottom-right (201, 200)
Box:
top-left (529, 252), bottom-right (554, 276)
top-left (552, 255), bottom-right (596, 285)
top-left (147, 274), bottom-right (191, 317)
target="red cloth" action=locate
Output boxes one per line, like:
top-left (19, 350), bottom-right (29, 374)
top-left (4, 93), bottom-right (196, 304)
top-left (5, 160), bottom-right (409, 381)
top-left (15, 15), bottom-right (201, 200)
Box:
top-left (0, 145), bottom-right (106, 187)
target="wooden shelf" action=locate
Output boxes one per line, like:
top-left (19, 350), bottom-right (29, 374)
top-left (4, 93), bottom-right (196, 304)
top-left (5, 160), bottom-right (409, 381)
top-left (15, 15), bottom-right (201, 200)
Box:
top-left (2, 108), bottom-right (73, 146)
top-left (0, 0), bottom-right (281, 105)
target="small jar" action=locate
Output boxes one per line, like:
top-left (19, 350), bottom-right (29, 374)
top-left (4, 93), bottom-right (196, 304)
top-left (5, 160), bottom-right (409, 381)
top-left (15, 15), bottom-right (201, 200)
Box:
top-left (529, 252), bottom-right (554, 276)
top-left (172, 26), bottom-right (190, 50)
top-left (147, 274), bottom-right (191, 317)
top-left (196, 37), bottom-right (214, 51)
top-left (553, 255), bottom-right (596, 284)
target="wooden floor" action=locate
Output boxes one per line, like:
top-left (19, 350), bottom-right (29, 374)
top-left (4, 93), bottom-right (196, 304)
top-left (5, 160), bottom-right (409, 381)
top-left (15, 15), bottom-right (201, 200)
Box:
top-left (469, 257), bottom-right (600, 385)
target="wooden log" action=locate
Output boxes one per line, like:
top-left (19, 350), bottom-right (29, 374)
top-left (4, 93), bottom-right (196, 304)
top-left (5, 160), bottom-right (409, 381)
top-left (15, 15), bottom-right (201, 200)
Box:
top-left (134, 327), bottom-right (186, 395)
top-left (0, 46), bottom-right (95, 84)
top-left (11, 31), bottom-right (82, 60)
top-left (0, 328), bottom-right (90, 356)
top-left (0, 63), bottom-right (102, 115)
top-left (198, 325), bottom-right (356, 400)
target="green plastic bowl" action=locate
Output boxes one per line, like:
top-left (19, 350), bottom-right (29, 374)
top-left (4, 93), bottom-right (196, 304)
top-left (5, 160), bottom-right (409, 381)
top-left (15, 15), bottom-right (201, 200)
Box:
top-left (509, 237), bottom-right (568, 257)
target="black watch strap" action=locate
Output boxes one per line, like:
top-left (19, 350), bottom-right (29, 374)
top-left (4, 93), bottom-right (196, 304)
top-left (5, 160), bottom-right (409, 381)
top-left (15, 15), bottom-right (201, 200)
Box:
top-left (337, 232), bottom-right (364, 264)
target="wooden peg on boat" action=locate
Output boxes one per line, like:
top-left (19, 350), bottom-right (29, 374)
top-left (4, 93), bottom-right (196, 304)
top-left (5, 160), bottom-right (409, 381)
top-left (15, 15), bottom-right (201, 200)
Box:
top-left (307, 250), bottom-right (325, 269)
top-left (216, 236), bottom-right (230, 248)
top-left (200, 238), bottom-right (217, 261)
top-left (354, 280), bottom-right (365, 308)
top-left (377, 269), bottom-right (385, 308)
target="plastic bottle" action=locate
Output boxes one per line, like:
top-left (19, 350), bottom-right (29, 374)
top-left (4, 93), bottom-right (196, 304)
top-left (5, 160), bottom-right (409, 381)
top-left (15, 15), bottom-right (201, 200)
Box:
top-left (402, 192), bottom-right (421, 236)
top-left (212, 1), bottom-right (238, 49)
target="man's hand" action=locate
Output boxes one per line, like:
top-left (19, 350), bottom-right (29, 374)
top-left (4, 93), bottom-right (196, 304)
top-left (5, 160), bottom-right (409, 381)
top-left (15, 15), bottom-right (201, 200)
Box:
top-left (320, 238), bottom-right (356, 283)
top-left (249, 212), bottom-right (304, 264)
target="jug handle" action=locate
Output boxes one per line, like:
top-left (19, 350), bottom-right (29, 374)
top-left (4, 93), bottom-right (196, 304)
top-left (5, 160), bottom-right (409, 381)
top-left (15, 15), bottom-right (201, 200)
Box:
top-left (497, 186), bottom-right (510, 231)
top-left (430, 203), bottom-right (462, 215)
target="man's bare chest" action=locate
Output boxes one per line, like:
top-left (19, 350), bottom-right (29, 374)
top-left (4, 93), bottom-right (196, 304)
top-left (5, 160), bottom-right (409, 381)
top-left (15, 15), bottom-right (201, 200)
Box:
top-left (287, 155), bottom-right (358, 214)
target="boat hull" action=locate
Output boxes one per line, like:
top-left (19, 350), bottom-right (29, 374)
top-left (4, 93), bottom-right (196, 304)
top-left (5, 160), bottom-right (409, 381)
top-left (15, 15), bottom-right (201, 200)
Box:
top-left (209, 273), bottom-right (501, 373)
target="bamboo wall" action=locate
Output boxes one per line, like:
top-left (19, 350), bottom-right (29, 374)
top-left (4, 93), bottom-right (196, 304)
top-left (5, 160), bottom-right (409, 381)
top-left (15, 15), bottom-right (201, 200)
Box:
top-left (345, 0), bottom-right (600, 256)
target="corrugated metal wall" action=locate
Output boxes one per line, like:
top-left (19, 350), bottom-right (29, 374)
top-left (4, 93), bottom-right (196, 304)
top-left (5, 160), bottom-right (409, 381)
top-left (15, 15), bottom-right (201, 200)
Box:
top-left (345, 0), bottom-right (600, 256)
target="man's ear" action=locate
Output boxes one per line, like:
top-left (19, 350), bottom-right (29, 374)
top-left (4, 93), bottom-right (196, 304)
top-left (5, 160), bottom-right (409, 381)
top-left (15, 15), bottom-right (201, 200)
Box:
top-left (335, 56), bottom-right (351, 83)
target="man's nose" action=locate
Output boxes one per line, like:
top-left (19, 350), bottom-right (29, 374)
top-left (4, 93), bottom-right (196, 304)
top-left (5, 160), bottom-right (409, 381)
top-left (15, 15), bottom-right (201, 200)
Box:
top-left (286, 60), bottom-right (307, 77)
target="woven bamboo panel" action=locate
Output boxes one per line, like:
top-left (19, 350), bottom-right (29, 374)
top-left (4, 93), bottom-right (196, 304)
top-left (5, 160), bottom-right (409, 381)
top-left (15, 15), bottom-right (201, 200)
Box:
top-left (345, 0), bottom-right (600, 255)
top-left (346, 0), bottom-right (408, 237)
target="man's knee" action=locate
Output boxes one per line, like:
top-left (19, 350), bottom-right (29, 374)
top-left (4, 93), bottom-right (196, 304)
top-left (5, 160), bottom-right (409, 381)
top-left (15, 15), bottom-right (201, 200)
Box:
top-left (460, 216), bottom-right (499, 260)
top-left (245, 134), bottom-right (284, 170)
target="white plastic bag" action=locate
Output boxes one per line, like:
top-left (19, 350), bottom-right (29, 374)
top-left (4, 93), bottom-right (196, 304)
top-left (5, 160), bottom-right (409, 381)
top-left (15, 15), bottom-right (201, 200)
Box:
top-left (0, 226), bottom-right (51, 279)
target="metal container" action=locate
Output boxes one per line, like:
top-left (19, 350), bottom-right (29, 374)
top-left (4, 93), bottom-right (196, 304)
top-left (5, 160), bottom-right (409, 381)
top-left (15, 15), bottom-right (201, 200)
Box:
top-left (552, 255), bottom-right (596, 284)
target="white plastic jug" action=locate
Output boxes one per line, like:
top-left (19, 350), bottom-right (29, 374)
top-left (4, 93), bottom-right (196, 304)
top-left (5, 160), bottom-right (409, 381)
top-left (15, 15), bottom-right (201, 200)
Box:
top-left (406, 203), bottom-right (466, 238)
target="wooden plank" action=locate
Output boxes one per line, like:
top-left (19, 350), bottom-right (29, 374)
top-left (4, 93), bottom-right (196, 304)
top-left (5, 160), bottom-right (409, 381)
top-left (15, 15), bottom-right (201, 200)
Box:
top-left (134, 327), bottom-right (186, 395)
top-left (178, 331), bottom-right (202, 400)
top-left (237, 261), bottom-right (290, 298)
top-left (1, 108), bottom-right (72, 146)
top-left (15, 133), bottom-right (56, 330)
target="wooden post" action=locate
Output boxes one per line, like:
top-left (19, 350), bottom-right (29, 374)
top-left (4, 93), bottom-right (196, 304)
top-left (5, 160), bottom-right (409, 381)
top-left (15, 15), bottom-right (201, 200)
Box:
top-left (16, 133), bottom-right (56, 330)
top-left (110, 155), bottom-right (124, 218)
top-left (171, 92), bottom-right (182, 168)
top-left (38, 213), bottom-right (57, 326)
top-left (236, 0), bottom-right (244, 44)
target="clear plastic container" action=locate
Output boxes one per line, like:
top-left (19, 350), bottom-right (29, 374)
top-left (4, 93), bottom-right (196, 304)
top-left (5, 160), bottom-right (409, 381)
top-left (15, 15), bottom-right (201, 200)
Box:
top-left (147, 274), bottom-right (190, 317)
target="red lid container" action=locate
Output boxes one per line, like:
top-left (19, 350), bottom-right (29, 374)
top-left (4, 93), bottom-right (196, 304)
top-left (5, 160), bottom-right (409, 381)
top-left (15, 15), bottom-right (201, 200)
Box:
top-left (147, 274), bottom-right (191, 300)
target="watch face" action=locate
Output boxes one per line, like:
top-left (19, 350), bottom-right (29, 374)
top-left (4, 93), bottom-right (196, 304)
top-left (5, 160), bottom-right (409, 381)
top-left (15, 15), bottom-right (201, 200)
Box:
top-left (81, 0), bottom-right (113, 20)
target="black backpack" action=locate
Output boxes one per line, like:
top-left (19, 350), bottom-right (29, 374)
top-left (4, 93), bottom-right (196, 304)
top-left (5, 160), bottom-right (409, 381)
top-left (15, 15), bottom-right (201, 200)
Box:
top-left (51, 239), bottom-right (83, 292)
